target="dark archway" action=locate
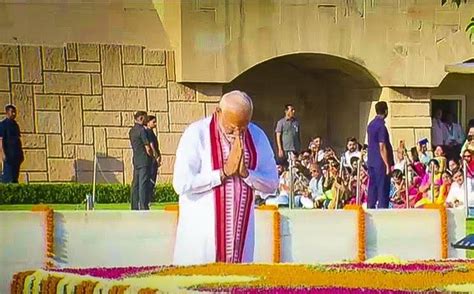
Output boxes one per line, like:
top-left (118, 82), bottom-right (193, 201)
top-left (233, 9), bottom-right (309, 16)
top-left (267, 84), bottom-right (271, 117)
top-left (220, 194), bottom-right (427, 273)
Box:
top-left (433, 72), bottom-right (474, 130)
top-left (224, 53), bottom-right (381, 152)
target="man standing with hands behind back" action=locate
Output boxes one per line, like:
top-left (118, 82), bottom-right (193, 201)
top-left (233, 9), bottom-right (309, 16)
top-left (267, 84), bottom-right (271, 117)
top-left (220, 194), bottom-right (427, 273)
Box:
top-left (129, 111), bottom-right (152, 210)
top-left (367, 101), bottom-right (394, 209)
top-left (275, 104), bottom-right (300, 160)
top-left (0, 105), bottom-right (24, 183)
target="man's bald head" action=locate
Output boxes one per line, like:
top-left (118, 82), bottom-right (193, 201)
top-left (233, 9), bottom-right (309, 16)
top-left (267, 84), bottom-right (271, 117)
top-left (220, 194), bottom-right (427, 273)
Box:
top-left (217, 90), bottom-right (254, 135)
top-left (219, 90), bottom-right (253, 117)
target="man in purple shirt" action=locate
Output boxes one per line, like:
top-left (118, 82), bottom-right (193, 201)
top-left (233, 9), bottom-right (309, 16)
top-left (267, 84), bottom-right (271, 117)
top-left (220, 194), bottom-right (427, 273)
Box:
top-left (367, 101), bottom-right (394, 208)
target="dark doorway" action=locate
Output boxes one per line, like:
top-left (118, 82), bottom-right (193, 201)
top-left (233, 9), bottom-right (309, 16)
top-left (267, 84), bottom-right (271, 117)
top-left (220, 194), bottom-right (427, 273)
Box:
top-left (431, 99), bottom-right (462, 124)
top-left (224, 53), bottom-right (381, 153)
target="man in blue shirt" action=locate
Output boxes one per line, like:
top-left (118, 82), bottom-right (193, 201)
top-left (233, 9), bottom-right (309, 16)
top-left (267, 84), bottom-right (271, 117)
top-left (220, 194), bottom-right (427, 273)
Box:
top-left (367, 101), bottom-right (394, 208)
top-left (0, 105), bottom-right (24, 183)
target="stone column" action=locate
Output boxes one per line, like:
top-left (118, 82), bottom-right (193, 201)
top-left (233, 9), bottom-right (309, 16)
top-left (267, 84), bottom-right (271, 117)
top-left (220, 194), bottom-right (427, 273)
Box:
top-left (382, 87), bottom-right (432, 149)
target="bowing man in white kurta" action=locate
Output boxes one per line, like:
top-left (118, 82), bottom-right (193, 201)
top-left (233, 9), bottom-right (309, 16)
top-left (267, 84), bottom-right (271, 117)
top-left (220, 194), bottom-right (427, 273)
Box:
top-left (172, 90), bottom-right (278, 265)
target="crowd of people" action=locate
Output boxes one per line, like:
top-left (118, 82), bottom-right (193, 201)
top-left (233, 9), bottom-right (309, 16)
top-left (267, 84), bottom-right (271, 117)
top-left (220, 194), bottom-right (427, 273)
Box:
top-left (257, 104), bottom-right (474, 211)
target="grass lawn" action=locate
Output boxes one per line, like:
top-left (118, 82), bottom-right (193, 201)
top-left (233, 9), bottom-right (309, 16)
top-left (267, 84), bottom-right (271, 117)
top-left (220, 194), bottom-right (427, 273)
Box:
top-left (0, 202), bottom-right (176, 211)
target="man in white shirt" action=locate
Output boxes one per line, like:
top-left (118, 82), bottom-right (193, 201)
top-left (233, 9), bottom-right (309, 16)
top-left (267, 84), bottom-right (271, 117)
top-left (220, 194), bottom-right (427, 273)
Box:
top-left (343, 137), bottom-right (361, 168)
top-left (300, 163), bottom-right (324, 208)
top-left (431, 109), bottom-right (444, 148)
top-left (172, 90), bottom-right (278, 265)
top-left (444, 112), bottom-right (465, 160)
top-left (446, 169), bottom-right (469, 207)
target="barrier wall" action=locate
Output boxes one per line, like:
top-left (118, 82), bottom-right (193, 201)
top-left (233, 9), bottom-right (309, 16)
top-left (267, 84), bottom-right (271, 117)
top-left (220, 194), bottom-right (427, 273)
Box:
top-left (0, 208), bottom-right (467, 292)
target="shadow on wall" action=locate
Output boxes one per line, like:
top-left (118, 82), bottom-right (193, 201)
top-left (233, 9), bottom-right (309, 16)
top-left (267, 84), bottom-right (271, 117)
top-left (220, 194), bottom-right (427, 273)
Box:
top-left (75, 154), bottom-right (124, 184)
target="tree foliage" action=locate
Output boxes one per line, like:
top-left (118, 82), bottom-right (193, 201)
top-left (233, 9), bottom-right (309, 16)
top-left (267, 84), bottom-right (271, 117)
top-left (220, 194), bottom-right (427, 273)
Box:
top-left (441, 0), bottom-right (468, 7)
top-left (441, 0), bottom-right (473, 41)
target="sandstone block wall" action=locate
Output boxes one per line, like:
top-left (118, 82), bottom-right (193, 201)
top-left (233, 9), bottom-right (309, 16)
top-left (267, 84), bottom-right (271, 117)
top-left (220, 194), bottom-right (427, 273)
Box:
top-left (0, 43), bottom-right (221, 184)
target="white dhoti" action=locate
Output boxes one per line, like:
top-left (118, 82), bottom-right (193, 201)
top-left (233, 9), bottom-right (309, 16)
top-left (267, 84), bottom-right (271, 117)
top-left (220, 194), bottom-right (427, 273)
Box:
top-left (172, 114), bottom-right (279, 265)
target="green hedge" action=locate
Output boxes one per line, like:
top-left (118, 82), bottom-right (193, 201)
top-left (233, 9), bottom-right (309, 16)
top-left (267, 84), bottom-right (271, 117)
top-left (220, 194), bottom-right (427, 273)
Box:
top-left (0, 183), bottom-right (178, 204)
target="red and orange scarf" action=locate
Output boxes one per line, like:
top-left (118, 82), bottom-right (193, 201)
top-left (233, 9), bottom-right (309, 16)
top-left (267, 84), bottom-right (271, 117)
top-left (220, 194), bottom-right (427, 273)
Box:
top-left (209, 113), bottom-right (257, 263)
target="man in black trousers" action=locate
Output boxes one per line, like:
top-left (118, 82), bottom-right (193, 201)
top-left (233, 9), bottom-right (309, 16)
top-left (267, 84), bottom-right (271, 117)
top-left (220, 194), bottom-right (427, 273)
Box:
top-left (0, 105), bottom-right (24, 183)
top-left (129, 111), bottom-right (152, 210)
top-left (144, 115), bottom-right (161, 208)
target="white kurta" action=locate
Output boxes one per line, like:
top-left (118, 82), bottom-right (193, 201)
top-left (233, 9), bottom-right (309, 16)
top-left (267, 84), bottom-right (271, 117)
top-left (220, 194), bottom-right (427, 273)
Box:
top-left (172, 116), bottom-right (279, 265)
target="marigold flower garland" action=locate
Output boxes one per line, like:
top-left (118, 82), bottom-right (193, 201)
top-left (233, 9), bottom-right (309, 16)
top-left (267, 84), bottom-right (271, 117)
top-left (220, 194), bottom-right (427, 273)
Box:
top-left (31, 204), bottom-right (55, 269)
top-left (257, 205), bottom-right (281, 263)
top-left (423, 203), bottom-right (448, 259)
top-left (344, 204), bottom-right (366, 262)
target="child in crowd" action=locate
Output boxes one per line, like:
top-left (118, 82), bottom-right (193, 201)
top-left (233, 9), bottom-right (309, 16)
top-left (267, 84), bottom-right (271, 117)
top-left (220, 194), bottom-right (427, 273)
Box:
top-left (389, 169), bottom-right (406, 208)
top-left (433, 145), bottom-right (447, 172)
top-left (418, 138), bottom-right (432, 166)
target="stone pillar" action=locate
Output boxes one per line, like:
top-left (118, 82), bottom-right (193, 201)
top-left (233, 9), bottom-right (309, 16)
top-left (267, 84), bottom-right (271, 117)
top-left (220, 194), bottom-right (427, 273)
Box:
top-left (382, 87), bottom-right (432, 149)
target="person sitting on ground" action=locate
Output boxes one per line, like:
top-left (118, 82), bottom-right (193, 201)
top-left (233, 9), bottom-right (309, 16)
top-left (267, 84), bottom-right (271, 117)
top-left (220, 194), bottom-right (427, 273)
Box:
top-left (301, 163), bottom-right (324, 209)
top-left (264, 161), bottom-right (290, 207)
top-left (415, 159), bottom-right (442, 207)
top-left (433, 145), bottom-right (447, 172)
top-left (409, 146), bottom-right (426, 178)
top-left (446, 169), bottom-right (465, 208)
top-left (460, 127), bottom-right (474, 156)
top-left (448, 158), bottom-right (460, 174)
top-left (319, 161), bottom-right (339, 208)
top-left (464, 135), bottom-right (474, 154)
top-left (309, 136), bottom-right (324, 164)
top-left (462, 149), bottom-right (474, 179)
top-left (326, 162), bottom-right (350, 209)
top-left (347, 157), bottom-right (368, 205)
top-left (389, 169), bottom-right (407, 208)
top-left (436, 170), bottom-right (452, 205)
top-left (300, 149), bottom-right (312, 170)
top-left (361, 144), bottom-right (368, 163)
top-left (461, 149), bottom-right (474, 204)
top-left (394, 140), bottom-right (408, 172)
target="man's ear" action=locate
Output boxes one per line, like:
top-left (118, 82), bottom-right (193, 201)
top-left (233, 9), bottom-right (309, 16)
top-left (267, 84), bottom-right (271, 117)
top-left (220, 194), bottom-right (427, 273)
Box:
top-left (215, 107), bottom-right (222, 113)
